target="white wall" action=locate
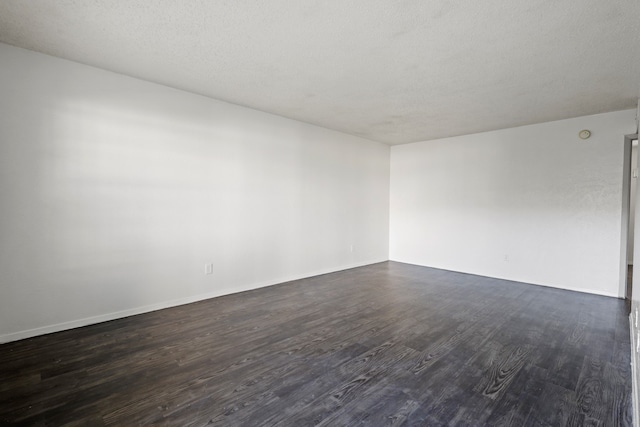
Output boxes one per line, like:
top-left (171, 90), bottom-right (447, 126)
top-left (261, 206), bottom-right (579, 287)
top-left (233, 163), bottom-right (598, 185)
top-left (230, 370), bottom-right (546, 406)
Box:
top-left (629, 143), bottom-right (638, 264)
top-left (0, 43), bottom-right (390, 342)
top-left (390, 110), bottom-right (636, 297)
top-left (630, 99), bottom-right (640, 427)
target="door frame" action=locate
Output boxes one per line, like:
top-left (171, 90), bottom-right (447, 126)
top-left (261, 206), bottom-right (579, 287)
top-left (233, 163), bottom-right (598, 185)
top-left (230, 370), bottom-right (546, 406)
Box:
top-left (620, 133), bottom-right (638, 300)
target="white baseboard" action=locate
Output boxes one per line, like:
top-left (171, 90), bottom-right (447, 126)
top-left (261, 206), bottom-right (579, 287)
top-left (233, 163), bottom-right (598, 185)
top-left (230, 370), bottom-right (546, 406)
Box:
top-left (389, 259), bottom-right (620, 298)
top-left (0, 258), bottom-right (388, 344)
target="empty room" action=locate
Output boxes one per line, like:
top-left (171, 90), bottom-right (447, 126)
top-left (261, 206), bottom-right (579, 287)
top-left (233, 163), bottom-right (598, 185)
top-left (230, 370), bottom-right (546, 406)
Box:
top-left (1, 1), bottom-right (640, 426)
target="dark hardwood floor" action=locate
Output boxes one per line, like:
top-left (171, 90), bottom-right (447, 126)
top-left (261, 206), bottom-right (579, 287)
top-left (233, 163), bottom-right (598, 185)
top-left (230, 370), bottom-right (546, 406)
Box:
top-left (0, 261), bottom-right (632, 426)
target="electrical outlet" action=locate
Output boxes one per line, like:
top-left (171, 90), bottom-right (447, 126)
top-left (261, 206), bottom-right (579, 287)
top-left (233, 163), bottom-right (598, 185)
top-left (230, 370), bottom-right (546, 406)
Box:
top-left (504, 255), bottom-right (509, 262)
top-left (350, 245), bottom-right (354, 253)
top-left (205, 263), bottom-right (213, 275)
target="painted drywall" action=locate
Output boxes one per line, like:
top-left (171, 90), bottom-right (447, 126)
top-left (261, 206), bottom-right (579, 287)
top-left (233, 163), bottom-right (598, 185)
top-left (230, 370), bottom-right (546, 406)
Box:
top-left (630, 132), bottom-right (640, 427)
top-left (390, 110), bottom-right (636, 297)
top-left (0, 43), bottom-right (390, 342)
top-left (630, 97), bottom-right (640, 427)
top-left (631, 143), bottom-right (638, 264)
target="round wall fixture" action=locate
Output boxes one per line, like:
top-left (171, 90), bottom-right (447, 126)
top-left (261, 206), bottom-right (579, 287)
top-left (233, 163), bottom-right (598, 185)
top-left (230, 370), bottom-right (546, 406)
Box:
top-left (579, 129), bottom-right (591, 139)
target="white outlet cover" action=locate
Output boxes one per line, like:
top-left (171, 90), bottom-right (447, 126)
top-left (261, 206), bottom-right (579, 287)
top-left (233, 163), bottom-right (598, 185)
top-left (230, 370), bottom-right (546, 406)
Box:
top-left (205, 264), bottom-right (213, 274)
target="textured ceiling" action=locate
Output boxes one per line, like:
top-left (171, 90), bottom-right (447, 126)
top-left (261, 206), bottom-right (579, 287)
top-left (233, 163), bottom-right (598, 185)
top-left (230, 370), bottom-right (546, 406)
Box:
top-left (0, 1), bottom-right (638, 145)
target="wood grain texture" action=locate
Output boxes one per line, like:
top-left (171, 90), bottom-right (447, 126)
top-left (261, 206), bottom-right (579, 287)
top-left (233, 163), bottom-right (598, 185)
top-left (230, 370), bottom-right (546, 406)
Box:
top-left (0, 261), bottom-right (632, 426)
